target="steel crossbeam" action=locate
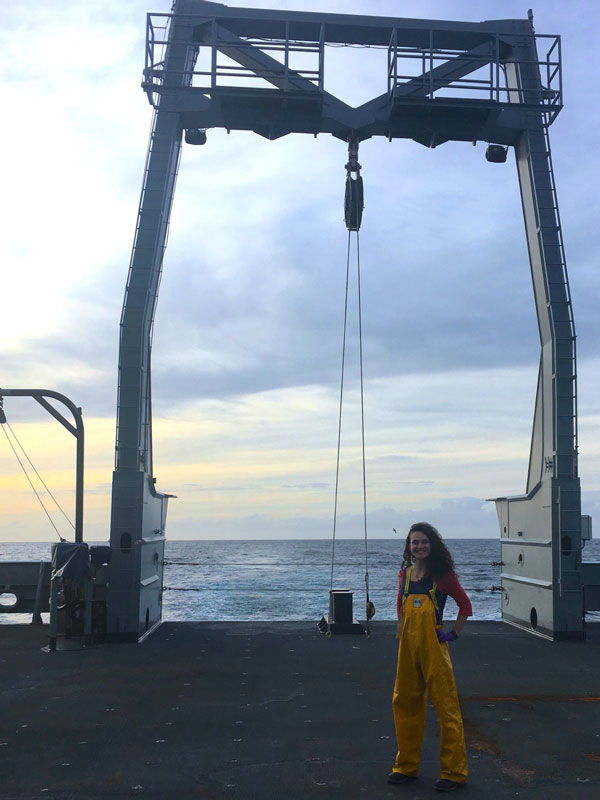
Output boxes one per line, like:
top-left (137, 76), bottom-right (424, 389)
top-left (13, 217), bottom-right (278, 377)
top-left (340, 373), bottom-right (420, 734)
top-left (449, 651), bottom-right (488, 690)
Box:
top-left (142, 1), bottom-right (561, 144)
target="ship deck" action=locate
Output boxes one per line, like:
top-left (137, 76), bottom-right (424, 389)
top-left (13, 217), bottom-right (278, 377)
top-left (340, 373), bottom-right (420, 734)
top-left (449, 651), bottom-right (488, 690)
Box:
top-left (1, 621), bottom-right (599, 799)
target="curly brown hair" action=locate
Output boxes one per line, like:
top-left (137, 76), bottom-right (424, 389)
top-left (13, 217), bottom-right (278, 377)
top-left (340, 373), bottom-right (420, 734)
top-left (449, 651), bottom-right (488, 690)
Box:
top-left (400, 521), bottom-right (456, 578)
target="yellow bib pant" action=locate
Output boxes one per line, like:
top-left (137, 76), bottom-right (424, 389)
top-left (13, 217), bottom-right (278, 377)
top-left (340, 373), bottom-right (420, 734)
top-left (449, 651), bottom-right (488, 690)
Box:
top-left (392, 590), bottom-right (468, 783)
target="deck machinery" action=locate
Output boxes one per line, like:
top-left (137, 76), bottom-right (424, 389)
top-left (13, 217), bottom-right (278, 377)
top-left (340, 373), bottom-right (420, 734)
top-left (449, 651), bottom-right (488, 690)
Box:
top-left (105, 0), bottom-right (598, 641)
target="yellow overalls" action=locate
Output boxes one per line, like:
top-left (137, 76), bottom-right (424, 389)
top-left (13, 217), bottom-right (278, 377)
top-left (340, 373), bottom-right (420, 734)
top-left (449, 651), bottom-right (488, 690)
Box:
top-left (391, 567), bottom-right (468, 783)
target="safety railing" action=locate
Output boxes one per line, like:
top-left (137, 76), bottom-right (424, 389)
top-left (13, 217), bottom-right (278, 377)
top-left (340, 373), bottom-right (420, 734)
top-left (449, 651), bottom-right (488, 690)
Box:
top-left (387, 30), bottom-right (562, 125)
top-left (143, 13), bottom-right (325, 108)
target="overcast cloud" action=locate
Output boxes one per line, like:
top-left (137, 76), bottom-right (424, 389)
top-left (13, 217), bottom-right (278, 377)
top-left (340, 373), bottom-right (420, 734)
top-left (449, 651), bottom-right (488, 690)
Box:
top-left (1, 0), bottom-right (599, 542)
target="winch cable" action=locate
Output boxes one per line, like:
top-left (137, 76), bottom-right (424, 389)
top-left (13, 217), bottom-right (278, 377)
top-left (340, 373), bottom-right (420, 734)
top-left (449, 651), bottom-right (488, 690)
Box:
top-left (0, 416), bottom-right (70, 541)
top-left (328, 230), bottom-right (352, 636)
top-left (356, 224), bottom-right (372, 638)
top-left (6, 419), bottom-right (75, 530)
top-left (328, 136), bottom-right (371, 637)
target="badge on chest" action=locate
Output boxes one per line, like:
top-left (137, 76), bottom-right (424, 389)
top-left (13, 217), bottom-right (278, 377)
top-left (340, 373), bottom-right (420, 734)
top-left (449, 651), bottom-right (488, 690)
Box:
top-left (413, 597), bottom-right (422, 608)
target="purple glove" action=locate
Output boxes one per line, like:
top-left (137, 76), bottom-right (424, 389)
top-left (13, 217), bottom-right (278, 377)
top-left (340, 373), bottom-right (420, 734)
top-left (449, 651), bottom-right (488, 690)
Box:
top-left (436, 629), bottom-right (458, 643)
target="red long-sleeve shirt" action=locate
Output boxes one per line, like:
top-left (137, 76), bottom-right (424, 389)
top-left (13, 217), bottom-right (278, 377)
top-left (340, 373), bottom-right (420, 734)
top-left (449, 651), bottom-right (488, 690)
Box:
top-left (397, 569), bottom-right (473, 620)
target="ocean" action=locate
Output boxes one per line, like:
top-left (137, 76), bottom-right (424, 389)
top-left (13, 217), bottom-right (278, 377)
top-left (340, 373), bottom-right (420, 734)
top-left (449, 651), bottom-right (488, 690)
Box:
top-left (2, 538), bottom-right (600, 626)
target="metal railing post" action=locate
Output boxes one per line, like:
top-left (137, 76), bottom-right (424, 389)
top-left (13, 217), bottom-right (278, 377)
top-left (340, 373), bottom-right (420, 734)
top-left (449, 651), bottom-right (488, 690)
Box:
top-left (48, 576), bottom-right (58, 651)
top-left (31, 560), bottom-right (45, 625)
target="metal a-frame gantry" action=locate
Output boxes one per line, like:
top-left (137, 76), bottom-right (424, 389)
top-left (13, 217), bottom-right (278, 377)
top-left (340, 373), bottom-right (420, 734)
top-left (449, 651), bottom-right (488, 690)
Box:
top-left (107, 0), bottom-right (596, 642)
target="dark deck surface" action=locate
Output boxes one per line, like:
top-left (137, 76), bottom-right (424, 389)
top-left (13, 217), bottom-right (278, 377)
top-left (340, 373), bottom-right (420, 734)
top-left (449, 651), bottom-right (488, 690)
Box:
top-left (1, 621), bottom-right (599, 799)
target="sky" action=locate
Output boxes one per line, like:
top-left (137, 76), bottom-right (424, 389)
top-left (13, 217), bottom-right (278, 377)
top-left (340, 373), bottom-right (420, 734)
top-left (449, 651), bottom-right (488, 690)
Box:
top-left (0, 0), bottom-right (598, 543)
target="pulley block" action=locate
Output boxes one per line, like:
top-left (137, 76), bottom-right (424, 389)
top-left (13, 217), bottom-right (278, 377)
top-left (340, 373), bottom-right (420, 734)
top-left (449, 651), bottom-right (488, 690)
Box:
top-left (344, 174), bottom-right (364, 231)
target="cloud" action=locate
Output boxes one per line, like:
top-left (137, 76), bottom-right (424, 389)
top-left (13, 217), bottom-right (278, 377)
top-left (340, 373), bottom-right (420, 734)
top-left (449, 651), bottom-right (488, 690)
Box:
top-left (181, 484), bottom-right (251, 492)
top-left (163, 495), bottom-right (500, 540)
top-left (1, 0), bottom-right (599, 541)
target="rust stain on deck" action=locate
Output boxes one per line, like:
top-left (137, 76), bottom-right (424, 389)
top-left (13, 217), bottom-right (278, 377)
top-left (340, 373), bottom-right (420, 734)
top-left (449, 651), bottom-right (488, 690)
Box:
top-left (463, 721), bottom-right (535, 784)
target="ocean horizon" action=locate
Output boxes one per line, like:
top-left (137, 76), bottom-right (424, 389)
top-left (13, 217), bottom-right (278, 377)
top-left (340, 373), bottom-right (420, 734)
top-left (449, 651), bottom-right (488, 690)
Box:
top-left (2, 538), bottom-right (599, 625)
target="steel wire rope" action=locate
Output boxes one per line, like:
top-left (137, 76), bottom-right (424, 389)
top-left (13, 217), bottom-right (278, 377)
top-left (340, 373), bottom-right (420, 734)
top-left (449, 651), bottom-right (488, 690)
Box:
top-left (254, 37), bottom-right (389, 50)
top-left (355, 227), bottom-right (372, 637)
top-left (328, 221), bottom-right (371, 636)
top-left (164, 559), bottom-right (502, 567)
top-left (163, 586), bottom-right (502, 592)
top-left (327, 230), bottom-right (352, 635)
top-left (0, 423), bottom-right (66, 541)
top-left (164, 560), bottom-right (383, 567)
top-left (4, 419), bottom-right (75, 530)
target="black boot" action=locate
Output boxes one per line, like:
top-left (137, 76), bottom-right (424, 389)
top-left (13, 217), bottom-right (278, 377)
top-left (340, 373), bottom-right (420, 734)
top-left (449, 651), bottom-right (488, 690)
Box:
top-left (434, 778), bottom-right (463, 792)
top-left (388, 772), bottom-right (417, 785)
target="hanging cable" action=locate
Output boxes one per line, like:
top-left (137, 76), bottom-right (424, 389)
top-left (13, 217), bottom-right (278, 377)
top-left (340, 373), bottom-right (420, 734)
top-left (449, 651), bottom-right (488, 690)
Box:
top-left (328, 136), bottom-right (371, 636)
top-left (0, 422), bottom-right (66, 542)
top-left (355, 225), bottom-right (372, 637)
top-left (4, 419), bottom-right (75, 530)
top-left (328, 230), bottom-right (352, 636)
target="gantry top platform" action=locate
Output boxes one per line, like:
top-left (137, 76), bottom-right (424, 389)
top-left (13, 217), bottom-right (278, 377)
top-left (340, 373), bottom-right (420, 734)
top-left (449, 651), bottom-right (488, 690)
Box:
top-left (141, 0), bottom-right (562, 144)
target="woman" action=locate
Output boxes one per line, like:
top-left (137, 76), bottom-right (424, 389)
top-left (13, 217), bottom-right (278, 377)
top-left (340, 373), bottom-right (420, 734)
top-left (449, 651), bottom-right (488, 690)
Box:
top-left (389, 522), bottom-right (472, 793)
